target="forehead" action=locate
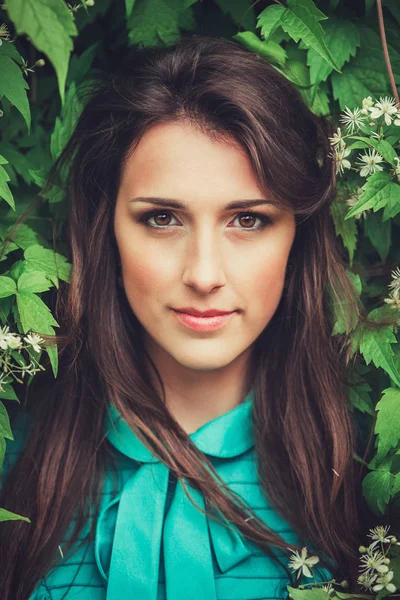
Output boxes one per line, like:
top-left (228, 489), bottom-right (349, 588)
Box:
top-left (119, 121), bottom-right (266, 202)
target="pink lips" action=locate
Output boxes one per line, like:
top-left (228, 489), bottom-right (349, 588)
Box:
top-left (172, 310), bottom-right (237, 332)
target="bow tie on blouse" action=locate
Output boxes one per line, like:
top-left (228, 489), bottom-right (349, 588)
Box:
top-left (95, 391), bottom-right (255, 600)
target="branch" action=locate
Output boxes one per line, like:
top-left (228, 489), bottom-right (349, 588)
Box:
top-left (376, 0), bottom-right (400, 105)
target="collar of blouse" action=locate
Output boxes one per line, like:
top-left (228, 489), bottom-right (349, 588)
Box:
top-left (95, 389), bottom-right (255, 600)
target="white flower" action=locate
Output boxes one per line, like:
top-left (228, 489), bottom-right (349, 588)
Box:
top-left (0, 23), bottom-right (10, 46)
top-left (384, 290), bottom-right (400, 309)
top-left (340, 106), bottom-right (366, 133)
top-left (392, 156), bottom-right (400, 182)
top-left (357, 572), bottom-right (377, 590)
top-left (329, 127), bottom-right (344, 148)
top-left (368, 525), bottom-right (392, 544)
top-left (345, 187), bottom-right (371, 220)
top-left (6, 334), bottom-right (22, 350)
top-left (372, 570), bottom-right (397, 593)
top-left (356, 149), bottom-right (384, 177)
top-left (23, 332), bottom-right (44, 353)
top-left (362, 96), bottom-right (374, 109)
top-left (394, 111), bottom-right (400, 126)
top-left (0, 325), bottom-right (11, 350)
top-left (388, 266), bottom-right (400, 295)
top-left (321, 583), bottom-right (334, 596)
top-left (359, 549), bottom-right (389, 576)
top-left (287, 546), bottom-right (320, 579)
top-left (369, 96), bottom-right (399, 126)
top-left (335, 146), bottom-right (352, 175)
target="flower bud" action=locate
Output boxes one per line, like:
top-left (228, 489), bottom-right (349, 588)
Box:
top-left (383, 557), bottom-right (391, 564)
top-left (340, 580), bottom-right (349, 588)
top-left (86, 0), bottom-right (95, 5)
top-left (35, 59), bottom-right (45, 67)
top-left (359, 546), bottom-right (367, 552)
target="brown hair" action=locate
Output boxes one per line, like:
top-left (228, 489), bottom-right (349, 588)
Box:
top-left (0, 34), bottom-right (395, 598)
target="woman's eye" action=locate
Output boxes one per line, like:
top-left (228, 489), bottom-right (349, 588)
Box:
top-left (137, 210), bottom-right (272, 231)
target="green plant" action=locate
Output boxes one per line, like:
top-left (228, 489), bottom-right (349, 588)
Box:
top-left (0, 0), bottom-right (399, 596)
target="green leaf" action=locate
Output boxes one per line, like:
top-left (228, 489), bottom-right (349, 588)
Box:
top-left (0, 276), bottom-right (17, 298)
top-left (362, 460), bottom-right (394, 515)
top-left (393, 472), bottom-right (400, 497)
top-left (374, 388), bottom-right (400, 463)
top-left (5, 0), bottom-right (78, 106)
top-left (23, 245), bottom-right (72, 287)
top-left (257, 5), bottom-right (286, 41)
top-left (344, 171), bottom-right (400, 222)
top-left (0, 384), bottom-right (19, 402)
top-left (331, 26), bottom-right (398, 110)
top-left (0, 155), bottom-right (15, 210)
top-left (126, 0), bottom-right (196, 47)
top-left (125, 0), bottom-right (136, 19)
top-left (348, 381), bottom-right (374, 415)
top-left (0, 401), bottom-right (13, 440)
top-left (330, 199), bottom-right (358, 265)
top-left (329, 270), bottom-right (361, 335)
top-left (383, 0), bottom-right (400, 25)
top-left (16, 291), bottom-right (59, 378)
top-left (307, 18), bottom-right (360, 86)
top-left (0, 507), bottom-right (30, 523)
top-left (287, 587), bottom-right (329, 600)
top-left (233, 31), bottom-right (287, 63)
top-left (279, 0), bottom-right (340, 73)
top-left (0, 51), bottom-right (31, 133)
top-left (50, 81), bottom-right (84, 160)
top-left (214, 0), bottom-right (256, 32)
top-left (363, 212), bottom-right (391, 262)
top-left (3, 223), bottom-right (42, 251)
top-left (347, 136), bottom-right (398, 166)
top-left (18, 271), bottom-right (53, 294)
top-left (0, 436), bottom-right (5, 472)
top-left (349, 323), bottom-right (400, 387)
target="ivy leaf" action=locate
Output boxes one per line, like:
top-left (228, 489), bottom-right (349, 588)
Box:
top-left (279, 0), bottom-right (340, 73)
top-left (5, 0), bottom-right (78, 106)
top-left (307, 17), bottom-right (360, 86)
top-left (0, 276), bottom-right (17, 298)
top-left (349, 322), bottom-right (400, 388)
top-left (0, 155), bottom-right (15, 210)
top-left (330, 199), bottom-right (358, 265)
top-left (257, 5), bottom-right (286, 41)
top-left (0, 507), bottom-right (30, 523)
top-left (344, 172), bottom-right (400, 222)
top-left (0, 48), bottom-right (31, 133)
top-left (362, 457), bottom-right (394, 515)
top-left (0, 402), bottom-right (13, 440)
top-left (329, 270), bottom-right (361, 335)
top-left (3, 223), bottom-right (43, 251)
top-left (374, 388), bottom-right (400, 463)
top-left (23, 245), bottom-right (72, 288)
top-left (18, 271), bottom-right (53, 294)
top-left (233, 31), bottom-right (287, 64)
top-left (16, 292), bottom-right (59, 378)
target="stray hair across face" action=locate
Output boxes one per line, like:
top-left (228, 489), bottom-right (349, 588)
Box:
top-left (0, 34), bottom-right (388, 598)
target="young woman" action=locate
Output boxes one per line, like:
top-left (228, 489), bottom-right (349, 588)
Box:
top-left (0, 34), bottom-right (378, 599)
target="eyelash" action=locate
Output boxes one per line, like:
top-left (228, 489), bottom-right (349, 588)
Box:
top-left (136, 210), bottom-right (273, 232)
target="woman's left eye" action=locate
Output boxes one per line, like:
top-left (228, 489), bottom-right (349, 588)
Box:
top-left (137, 210), bottom-right (273, 231)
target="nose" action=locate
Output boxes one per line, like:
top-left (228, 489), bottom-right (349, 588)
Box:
top-left (181, 227), bottom-right (227, 294)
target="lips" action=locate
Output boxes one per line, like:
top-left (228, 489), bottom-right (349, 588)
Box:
top-left (174, 308), bottom-right (235, 317)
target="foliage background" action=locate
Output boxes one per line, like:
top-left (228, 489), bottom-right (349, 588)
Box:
top-left (0, 0), bottom-right (400, 593)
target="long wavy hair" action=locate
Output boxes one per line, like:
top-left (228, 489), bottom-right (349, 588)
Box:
top-left (0, 34), bottom-right (393, 599)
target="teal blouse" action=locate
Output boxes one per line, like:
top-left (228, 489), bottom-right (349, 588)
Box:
top-left (2, 389), bottom-right (333, 599)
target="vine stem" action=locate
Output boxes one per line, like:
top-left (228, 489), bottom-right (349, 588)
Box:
top-left (376, 0), bottom-right (400, 104)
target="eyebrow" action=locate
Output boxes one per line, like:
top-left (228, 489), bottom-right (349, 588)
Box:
top-left (128, 197), bottom-right (278, 210)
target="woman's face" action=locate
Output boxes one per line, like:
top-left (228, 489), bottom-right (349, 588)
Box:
top-left (114, 121), bottom-right (296, 374)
